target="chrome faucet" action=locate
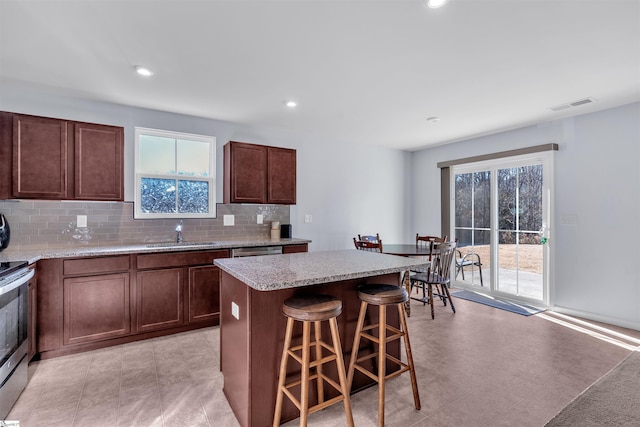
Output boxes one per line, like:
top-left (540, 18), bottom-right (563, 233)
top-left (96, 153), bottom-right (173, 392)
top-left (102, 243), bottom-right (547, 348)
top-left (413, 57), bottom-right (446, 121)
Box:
top-left (175, 220), bottom-right (183, 243)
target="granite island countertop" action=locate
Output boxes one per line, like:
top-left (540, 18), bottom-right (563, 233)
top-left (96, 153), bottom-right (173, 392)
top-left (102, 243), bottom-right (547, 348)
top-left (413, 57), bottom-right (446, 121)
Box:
top-left (0, 237), bottom-right (311, 264)
top-left (214, 249), bottom-right (429, 291)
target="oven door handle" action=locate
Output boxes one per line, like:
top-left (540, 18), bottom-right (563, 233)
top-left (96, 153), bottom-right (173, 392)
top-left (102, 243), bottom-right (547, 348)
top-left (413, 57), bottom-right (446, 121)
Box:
top-left (0, 269), bottom-right (34, 295)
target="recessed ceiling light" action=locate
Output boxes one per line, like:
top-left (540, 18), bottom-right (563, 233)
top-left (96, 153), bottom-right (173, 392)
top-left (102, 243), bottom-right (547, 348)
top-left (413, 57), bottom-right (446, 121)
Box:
top-left (426, 116), bottom-right (440, 123)
top-left (428, 0), bottom-right (449, 8)
top-left (284, 101), bottom-right (297, 108)
top-left (135, 66), bottom-right (154, 77)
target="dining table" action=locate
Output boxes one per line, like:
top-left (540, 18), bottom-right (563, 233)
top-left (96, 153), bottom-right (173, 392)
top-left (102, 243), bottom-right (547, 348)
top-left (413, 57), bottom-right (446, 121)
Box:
top-left (381, 244), bottom-right (434, 316)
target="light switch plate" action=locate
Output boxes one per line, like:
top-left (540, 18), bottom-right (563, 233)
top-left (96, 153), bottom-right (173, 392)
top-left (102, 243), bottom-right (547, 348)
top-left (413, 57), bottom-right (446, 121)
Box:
top-left (231, 302), bottom-right (240, 320)
top-left (224, 215), bottom-right (235, 226)
top-left (257, 214), bottom-right (263, 224)
top-left (77, 215), bottom-right (87, 228)
top-left (304, 214), bottom-right (312, 223)
top-left (560, 214), bottom-right (578, 226)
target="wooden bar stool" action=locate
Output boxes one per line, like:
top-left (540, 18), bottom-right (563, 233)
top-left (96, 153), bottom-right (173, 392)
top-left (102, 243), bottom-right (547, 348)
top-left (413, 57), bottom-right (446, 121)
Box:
top-left (273, 294), bottom-right (354, 427)
top-left (347, 284), bottom-right (420, 426)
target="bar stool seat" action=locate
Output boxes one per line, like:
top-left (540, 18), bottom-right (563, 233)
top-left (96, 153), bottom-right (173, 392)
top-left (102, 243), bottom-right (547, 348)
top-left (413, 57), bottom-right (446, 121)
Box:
top-left (273, 294), bottom-right (354, 427)
top-left (347, 284), bottom-right (420, 426)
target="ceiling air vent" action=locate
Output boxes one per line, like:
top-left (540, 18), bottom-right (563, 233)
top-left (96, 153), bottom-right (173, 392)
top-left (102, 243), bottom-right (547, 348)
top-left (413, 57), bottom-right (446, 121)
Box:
top-left (549, 97), bottom-right (597, 112)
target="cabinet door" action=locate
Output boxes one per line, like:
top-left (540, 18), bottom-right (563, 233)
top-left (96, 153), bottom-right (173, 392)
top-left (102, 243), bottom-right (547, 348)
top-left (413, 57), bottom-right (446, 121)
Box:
top-left (267, 147), bottom-right (296, 204)
top-left (187, 265), bottom-right (220, 324)
top-left (63, 273), bottom-right (131, 345)
top-left (137, 268), bottom-right (184, 332)
top-left (74, 122), bottom-right (124, 200)
top-left (0, 113), bottom-right (12, 199)
top-left (225, 142), bottom-right (266, 203)
top-left (13, 114), bottom-right (69, 199)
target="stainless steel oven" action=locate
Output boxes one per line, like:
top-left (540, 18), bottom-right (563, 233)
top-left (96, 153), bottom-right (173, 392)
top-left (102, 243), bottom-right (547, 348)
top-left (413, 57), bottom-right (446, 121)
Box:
top-left (0, 261), bottom-right (33, 419)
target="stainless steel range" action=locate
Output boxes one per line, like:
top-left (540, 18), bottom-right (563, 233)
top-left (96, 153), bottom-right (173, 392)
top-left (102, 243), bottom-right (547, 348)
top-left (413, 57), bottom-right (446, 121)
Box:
top-left (0, 261), bottom-right (34, 419)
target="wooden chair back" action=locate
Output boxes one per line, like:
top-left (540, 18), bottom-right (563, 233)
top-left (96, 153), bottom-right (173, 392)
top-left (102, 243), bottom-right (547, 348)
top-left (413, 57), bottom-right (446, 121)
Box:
top-left (353, 238), bottom-right (383, 252)
top-left (431, 240), bottom-right (457, 280)
top-left (358, 233), bottom-right (381, 243)
top-left (415, 234), bottom-right (448, 259)
top-left (415, 234), bottom-right (447, 246)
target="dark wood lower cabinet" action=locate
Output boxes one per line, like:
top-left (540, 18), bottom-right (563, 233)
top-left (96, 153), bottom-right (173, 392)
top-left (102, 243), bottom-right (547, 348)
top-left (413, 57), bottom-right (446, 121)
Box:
top-left (282, 243), bottom-right (308, 254)
top-left (137, 268), bottom-right (184, 332)
top-left (63, 273), bottom-right (131, 345)
top-left (188, 265), bottom-right (220, 324)
top-left (34, 246), bottom-right (306, 360)
top-left (35, 250), bottom-right (229, 359)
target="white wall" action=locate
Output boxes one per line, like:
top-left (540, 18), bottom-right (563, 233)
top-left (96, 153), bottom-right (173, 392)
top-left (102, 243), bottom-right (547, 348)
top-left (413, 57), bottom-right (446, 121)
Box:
top-left (0, 81), bottom-right (412, 252)
top-left (412, 102), bottom-right (640, 330)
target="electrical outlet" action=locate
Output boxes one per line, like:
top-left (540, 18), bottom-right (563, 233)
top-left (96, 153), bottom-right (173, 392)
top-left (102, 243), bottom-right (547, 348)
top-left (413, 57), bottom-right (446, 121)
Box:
top-left (257, 214), bottom-right (263, 224)
top-left (304, 214), bottom-right (312, 223)
top-left (231, 302), bottom-right (240, 320)
top-left (224, 215), bottom-right (235, 226)
top-left (77, 215), bottom-right (87, 227)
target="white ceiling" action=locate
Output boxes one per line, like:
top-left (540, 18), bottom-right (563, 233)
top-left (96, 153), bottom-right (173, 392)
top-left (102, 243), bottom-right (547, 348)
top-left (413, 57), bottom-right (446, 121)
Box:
top-left (1, 0), bottom-right (639, 151)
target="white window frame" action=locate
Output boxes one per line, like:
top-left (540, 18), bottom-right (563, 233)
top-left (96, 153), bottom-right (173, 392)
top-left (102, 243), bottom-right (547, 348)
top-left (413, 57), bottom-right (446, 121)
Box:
top-left (449, 150), bottom-right (554, 306)
top-left (134, 127), bottom-right (216, 219)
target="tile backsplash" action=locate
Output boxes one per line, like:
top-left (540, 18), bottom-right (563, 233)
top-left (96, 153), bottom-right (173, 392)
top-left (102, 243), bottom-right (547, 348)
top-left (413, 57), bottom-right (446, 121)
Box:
top-left (0, 200), bottom-right (290, 249)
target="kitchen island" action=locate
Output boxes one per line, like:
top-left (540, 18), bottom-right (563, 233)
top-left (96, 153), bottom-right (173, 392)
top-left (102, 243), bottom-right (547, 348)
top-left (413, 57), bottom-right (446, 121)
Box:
top-left (214, 249), bottom-right (428, 427)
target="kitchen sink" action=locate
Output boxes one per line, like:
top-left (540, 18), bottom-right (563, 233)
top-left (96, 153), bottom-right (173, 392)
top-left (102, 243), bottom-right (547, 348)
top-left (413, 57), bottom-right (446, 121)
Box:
top-left (145, 241), bottom-right (216, 248)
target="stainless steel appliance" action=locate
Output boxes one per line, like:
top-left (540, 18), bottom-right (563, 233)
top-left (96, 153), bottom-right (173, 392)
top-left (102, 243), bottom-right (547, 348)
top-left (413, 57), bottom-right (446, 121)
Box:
top-left (231, 246), bottom-right (283, 257)
top-left (0, 214), bottom-right (9, 252)
top-left (0, 261), bottom-right (34, 419)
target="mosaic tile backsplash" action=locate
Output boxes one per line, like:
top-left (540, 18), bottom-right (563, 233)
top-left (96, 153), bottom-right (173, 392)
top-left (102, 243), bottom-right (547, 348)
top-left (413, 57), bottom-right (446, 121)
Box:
top-left (0, 200), bottom-right (290, 249)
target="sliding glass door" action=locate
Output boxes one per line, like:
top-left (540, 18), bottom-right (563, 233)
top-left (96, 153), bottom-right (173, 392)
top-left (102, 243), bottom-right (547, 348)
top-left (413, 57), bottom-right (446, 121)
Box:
top-left (453, 171), bottom-right (490, 287)
top-left (496, 164), bottom-right (544, 300)
top-left (452, 153), bottom-right (552, 305)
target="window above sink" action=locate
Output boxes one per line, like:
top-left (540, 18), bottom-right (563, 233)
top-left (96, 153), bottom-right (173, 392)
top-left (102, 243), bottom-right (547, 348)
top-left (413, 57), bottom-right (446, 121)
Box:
top-left (134, 127), bottom-right (216, 219)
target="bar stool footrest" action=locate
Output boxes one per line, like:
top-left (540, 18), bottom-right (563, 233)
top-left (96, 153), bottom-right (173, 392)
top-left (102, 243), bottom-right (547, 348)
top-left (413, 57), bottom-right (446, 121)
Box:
top-left (353, 363), bottom-right (381, 382)
top-left (281, 371), bottom-right (347, 406)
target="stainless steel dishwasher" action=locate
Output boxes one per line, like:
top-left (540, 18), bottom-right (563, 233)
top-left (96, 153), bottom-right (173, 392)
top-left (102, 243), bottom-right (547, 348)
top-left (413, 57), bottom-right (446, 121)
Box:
top-left (231, 246), bottom-right (283, 257)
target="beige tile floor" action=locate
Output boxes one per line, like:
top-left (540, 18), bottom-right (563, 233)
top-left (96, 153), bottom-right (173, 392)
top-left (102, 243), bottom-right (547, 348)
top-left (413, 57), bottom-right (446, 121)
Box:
top-left (8, 293), bottom-right (640, 427)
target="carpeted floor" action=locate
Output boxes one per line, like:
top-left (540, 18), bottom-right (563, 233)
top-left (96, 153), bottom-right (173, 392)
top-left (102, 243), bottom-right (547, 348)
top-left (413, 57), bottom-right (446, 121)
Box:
top-left (545, 350), bottom-right (640, 426)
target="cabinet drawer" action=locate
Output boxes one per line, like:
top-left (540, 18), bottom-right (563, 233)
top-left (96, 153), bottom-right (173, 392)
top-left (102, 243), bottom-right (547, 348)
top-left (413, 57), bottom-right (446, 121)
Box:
top-left (283, 244), bottom-right (308, 254)
top-left (63, 255), bottom-right (130, 276)
top-left (137, 249), bottom-right (229, 270)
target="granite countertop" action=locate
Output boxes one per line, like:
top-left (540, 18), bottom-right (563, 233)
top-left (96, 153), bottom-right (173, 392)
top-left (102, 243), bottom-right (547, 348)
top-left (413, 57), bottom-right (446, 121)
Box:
top-left (214, 249), bottom-right (428, 291)
top-left (0, 237), bottom-right (311, 264)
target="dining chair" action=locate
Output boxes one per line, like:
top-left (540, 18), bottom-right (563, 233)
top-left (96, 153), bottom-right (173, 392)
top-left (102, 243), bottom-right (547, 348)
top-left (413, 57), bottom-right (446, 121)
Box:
top-left (358, 233), bottom-right (380, 243)
top-left (409, 240), bottom-right (458, 319)
top-left (455, 249), bottom-right (484, 286)
top-left (353, 238), bottom-right (383, 252)
top-left (410, 234), bottom-right (448, 275)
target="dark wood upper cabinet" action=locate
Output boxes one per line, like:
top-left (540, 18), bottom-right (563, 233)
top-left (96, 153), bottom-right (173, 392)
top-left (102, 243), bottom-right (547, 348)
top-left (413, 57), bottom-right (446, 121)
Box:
top-left (224, 141), bottom-right (267, 204)
top-left (267, 146), bottom-right (296, 204)
top-left (12, 114), bottom-right (69, 199)
top-left (74, 122), bottom-right (123, 201)
top-left (1, 112), bottom-right (124, 201)
top-left (224, 141), bottom-right (296, 204)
